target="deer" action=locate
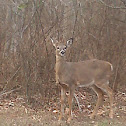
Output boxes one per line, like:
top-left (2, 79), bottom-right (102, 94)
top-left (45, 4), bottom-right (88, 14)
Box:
top-left (51, 38), bottom-right (114, 123)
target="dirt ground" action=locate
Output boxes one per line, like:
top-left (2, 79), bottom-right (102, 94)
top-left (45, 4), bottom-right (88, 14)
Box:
top-left (0, 86), bottom-right (126, 126)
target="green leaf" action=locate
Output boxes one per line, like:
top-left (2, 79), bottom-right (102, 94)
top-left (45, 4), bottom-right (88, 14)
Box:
top-left (18, 3), bottom-right (28, 10)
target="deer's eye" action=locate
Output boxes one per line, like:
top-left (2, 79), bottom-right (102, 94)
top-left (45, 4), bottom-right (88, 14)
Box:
top-left (64, 46), bottom-right (67, 50)
top-left (57, 47), bottom-right (60, 50)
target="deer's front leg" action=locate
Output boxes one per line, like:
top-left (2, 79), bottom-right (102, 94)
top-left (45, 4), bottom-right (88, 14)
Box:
top-left (59, 87), bottom-right (66, 121)
top-left (67, 89), bottom-right (74, 123)
top-left (56, 72), bottom-right (59, 85)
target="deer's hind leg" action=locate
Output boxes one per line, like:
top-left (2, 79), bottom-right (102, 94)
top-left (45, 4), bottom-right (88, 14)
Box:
top-left (96, 82), bottom-right (114, 119)
top-left (59, 87), bottom-right (66, 121)
top-left (90, 85), bottom-right (104, 119)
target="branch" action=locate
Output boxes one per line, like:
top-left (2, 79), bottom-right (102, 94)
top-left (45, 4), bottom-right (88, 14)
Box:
top-left (98, 0), bottom-right (126, 9)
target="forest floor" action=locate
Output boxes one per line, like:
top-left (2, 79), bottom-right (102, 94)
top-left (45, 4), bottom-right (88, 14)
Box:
top-left (0, 86), bottom-right (126, 126)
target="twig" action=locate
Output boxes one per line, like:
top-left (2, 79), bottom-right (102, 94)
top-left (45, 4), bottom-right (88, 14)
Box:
top-left (112, 59), bottom-right (120, 91)
top-left (0, 86), bottom-right (21, 97)
top-left (121, 0), bottom-right (126, 7)
top-left (3, 66), bottom-right (21, 90)
top-left (74, 93), bottom-right (82, 112)
top-left (72, 3), bottom-right (79, 39)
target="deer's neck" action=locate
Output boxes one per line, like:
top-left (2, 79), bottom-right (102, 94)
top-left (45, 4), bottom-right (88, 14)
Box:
top-left (56, 55), bottom-right (66, 72)
top-left (56, 55), bottom-right (65, 64)
top-left (55, 55), bottom-right (66, 84)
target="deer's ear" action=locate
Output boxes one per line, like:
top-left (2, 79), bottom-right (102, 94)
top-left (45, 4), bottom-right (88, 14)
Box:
top-left (66, 38), bottom-right (73, 47)
top-left (51, 38), bottom-right (57, 47)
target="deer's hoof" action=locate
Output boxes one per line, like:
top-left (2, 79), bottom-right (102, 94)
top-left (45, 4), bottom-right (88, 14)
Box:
top-left (90, 113), bottom-right (96, 119)
top-left (58, 120), bottom-right (63, 125)
top-left (109, 111), bottom-right (114, 119)
top-left (58, 116), bottom-right (63, 122)
top-left (67, 117), bottom-right (72, 124)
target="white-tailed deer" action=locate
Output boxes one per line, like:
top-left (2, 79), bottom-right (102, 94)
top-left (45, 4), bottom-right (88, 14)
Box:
top-left (51, 38), bottom-right (114, 123)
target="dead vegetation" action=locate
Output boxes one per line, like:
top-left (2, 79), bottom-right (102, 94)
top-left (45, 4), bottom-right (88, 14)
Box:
top-left (0, 87), bottom-right (126, 126)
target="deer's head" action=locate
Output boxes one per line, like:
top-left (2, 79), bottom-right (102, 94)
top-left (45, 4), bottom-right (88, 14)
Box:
top-left (51, 38), bottom-right (73, 57)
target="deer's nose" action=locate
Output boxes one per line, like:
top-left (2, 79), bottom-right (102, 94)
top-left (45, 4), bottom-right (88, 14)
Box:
top-left (60, 50), bottom-right (65, 55)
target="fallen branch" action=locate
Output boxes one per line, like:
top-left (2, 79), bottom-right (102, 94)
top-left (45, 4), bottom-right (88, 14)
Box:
top-left (66, 91), bottom-right (82, 112)
top-left (74, 93), bottom-right (82, 112)
top-left (0, 86), bottom-right (21, 97)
